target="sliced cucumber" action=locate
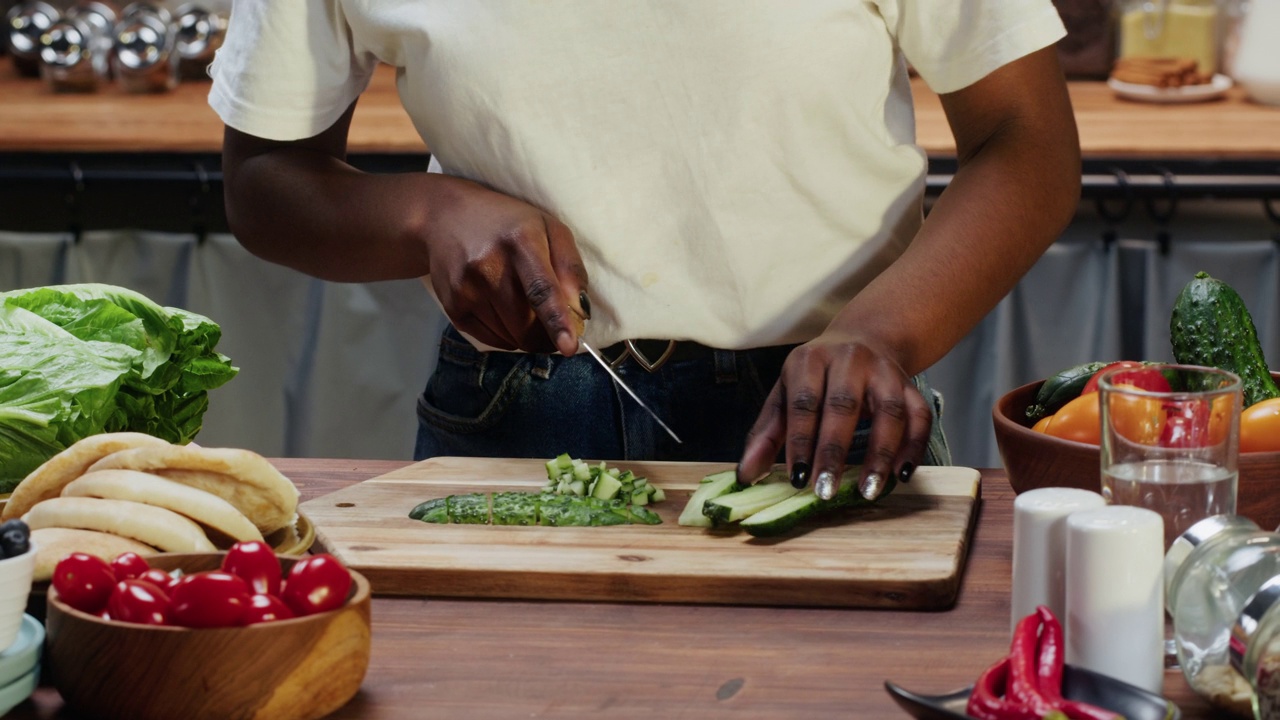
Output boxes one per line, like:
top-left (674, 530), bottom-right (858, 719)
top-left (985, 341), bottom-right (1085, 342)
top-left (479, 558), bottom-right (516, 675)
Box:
top-left (677, 471), bottom-right (742, 527)
top-left (702, 479), bottom-right (799, 524)
top-left (492, 492), bottom-right (538, 526)
top-left (449, 493), bottom-right (490, 524)
top-left (739, 490), bottom-right (820, 537)
top-left (591, 473), bottom-right (623, 501)
top-left (409, 497), bottom-right (448, 523)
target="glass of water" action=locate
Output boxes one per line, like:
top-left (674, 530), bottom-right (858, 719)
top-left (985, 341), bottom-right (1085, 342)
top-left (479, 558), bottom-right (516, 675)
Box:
top-left (1099, 363), bottom-right (1242, 550)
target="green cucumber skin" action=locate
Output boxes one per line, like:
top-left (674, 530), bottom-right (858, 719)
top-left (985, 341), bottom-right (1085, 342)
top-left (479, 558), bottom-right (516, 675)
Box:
top-left (450, 493), bottom-right (490, 525)
top-left (702, 481), bottom-right (799, 525)
top-left (742, 472), bottom-right (898, 538)
top-left (1026, 361), bottom-right (1106, 421)
top-left (492, 492), bottom-right (539, 526)
top-left (408, 497), bottom-right (448, 522)
top-left (1171, 271), bottom-right (1280, 407)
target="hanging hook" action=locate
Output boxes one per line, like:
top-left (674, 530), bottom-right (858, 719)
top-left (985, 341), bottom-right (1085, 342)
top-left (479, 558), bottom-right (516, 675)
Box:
top-left (1145, 169), bottom-right (1178, 256)
top-left (191, 160), bottom-right (211, 244)
top-left (67, 160), bottom-right (85, 244)
top-left (1095, 167), bottom-right (1133, 252)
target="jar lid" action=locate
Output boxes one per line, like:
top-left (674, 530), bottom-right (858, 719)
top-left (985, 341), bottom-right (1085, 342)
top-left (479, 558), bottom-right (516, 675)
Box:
top-left (173, 4), bottom-right (225, 60)
top-left (67, 3), bottom-right (119, 39)
top-left (1231, 576), bottom-right (1280, 672)
top-left (1164, 515), bottom-right (1257, 596)
top-left (39, 18), bottom-right (91, 70)
top-left (5, 1), bottom-right (60, 59)
top-left (113, 12), bottom-right (172, 73)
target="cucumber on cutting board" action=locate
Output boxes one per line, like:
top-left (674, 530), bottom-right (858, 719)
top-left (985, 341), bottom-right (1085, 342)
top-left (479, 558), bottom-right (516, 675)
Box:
top-left (677, 470), bottom-right (743, 527)
top-left (702, 479), bottom-right (800, 525)
top-left (739, 468), bottom-right (892, 538)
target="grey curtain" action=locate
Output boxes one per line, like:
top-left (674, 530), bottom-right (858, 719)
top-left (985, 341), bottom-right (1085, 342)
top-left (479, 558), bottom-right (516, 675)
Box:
top-left (3, 197), bottom-right (1276, 467)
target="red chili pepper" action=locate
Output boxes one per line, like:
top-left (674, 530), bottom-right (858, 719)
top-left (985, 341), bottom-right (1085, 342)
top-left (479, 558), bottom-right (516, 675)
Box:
top-left (1035, 606), bottom-right (1126, 720)
top-left (1009, 611), bottom-right (1061, 717)
top-left (967, 657), bottom-right (1046, 720)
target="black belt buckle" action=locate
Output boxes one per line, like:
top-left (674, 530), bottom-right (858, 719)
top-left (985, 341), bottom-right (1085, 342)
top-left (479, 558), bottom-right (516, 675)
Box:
top-left (604, 339), bottom-right (678, 372)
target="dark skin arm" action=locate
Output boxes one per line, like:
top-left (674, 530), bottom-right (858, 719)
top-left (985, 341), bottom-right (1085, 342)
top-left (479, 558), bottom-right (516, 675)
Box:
top-left (221, 104), bottom-right (587, 356)
top-left (737, 46), bottom-right (1082, 500)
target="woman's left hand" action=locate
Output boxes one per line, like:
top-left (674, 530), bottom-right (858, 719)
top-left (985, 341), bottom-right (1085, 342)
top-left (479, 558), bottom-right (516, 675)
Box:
top-left (736, 330), bottom-right (933, 502)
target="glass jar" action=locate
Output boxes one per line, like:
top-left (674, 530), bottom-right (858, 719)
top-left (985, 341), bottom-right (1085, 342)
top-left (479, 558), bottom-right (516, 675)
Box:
top-left (1119, 0), bottom-right (1224, 74)
top-left (1165, 515), bottom-right (1280, 715)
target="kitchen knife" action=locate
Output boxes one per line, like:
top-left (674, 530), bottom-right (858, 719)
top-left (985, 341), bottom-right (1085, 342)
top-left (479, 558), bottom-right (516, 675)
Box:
top-left (572, 293), bottom-right (682, 444)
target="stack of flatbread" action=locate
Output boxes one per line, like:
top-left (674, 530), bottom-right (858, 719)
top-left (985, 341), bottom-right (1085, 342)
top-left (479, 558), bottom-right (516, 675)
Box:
top-left (0, 433), bottom-right (300, 581)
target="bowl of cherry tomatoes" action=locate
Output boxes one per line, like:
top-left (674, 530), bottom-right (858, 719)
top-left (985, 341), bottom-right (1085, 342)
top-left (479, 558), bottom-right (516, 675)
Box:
top-left (44, 542), bottom-right (371, 720)
top-left (993, 364), bottom-right (1280, 532)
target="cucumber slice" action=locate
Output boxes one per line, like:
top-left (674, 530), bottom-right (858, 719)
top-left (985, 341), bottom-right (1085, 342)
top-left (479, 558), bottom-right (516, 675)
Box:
top-left (492, 492), bottom-right (539, 526)
top-left (740, 491), bottom-right (820, 537)
top-left (649, 486), bottom-right (666, 503)
top-left (569, 479), bottom-right (587, 497)
top-left (449, 493), bottom-right (490, 524)
top-left (409, 497), bottom-right (448, 523)
top-left (625, 505), bottom-right (662, 525)
top-left (703, 480), bottom-right (800, 524)
top-left (630, 489), bottom-right (650, 506)
top-left (572, 461), bottom-right (592, 482)
top-left (677, 472), bottom-right (742, 527)
top-left (700, 469), bottom-right (738, 485)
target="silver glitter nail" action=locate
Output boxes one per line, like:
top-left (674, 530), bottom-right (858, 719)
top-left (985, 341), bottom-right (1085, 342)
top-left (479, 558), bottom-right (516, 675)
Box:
top-left (860, 472), bottom-right (884, 501)
top-left (815, 471), bottom-right (837, 501)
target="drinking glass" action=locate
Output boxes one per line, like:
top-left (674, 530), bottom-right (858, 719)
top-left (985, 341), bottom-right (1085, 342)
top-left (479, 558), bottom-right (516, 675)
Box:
top-left (1100, 363), bottom-right (1242, 549)
top-left (1099, 363), bottom-right (1242, 669)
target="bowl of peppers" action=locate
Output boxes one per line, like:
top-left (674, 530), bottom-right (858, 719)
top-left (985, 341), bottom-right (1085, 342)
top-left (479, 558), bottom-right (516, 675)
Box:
top-left (44, 542), bottom-right (371, 720)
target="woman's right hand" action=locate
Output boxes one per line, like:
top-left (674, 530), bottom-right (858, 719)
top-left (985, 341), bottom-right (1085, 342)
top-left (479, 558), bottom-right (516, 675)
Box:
top-left (423, 176), bottom-right (588, 357)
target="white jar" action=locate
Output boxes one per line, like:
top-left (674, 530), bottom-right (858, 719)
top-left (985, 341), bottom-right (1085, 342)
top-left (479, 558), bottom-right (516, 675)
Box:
top-left (1233, 0), bottom-right (1280, 105)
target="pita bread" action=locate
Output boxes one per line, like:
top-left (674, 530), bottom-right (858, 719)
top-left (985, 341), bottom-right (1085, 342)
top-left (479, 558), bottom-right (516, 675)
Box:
top-left (30, 527), bottom-right (156, 582)
top-left (63, 470), bottom-right (264, 544)
top-left (86, 444), bottom-right (299, 533)
top-left (23, 497), bottom-right (216, 553)
top-left (3, 432), bottom-right (168, 521)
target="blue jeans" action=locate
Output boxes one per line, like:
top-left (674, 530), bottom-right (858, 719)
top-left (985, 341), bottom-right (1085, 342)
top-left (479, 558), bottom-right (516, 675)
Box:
top-left (415, 325), bottom-right (951, 465)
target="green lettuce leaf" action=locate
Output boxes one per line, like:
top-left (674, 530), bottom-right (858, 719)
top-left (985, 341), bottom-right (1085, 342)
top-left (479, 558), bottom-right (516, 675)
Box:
top-left (0, 284), bottom-right (238, 491)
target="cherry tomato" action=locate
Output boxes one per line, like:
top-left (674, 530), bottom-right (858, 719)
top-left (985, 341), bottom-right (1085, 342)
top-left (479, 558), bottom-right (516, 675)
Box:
top-left (107, 579), bottom-right (171, 626)
top-left (222, 541), bottom-right (283, 596)
top-left (52, 553), bottom-right (118, 615)
top-left (1104, 383), bottom-right (1165, 445)
top-left (110, 552), bottom-right (151, 581)
top-left (243, 593), bottom-right (295, 625)
top-left (169, 571), bottom-right (252, 628)
top-left (1043, 392), bottom-right (1102, 445)
top-left (1241, 398), bottom-right (1280, 453)
top-left (1083, 361), bottom-right (1171, 396)
top-left (137, 568), bottom-right (180, 593)
top-left (282, 554), bottom-right (352, 617)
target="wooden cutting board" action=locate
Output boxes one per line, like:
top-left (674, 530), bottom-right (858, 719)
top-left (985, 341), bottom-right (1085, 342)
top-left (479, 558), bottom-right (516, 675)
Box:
top-left (300, 457), bottom-right (981, 610)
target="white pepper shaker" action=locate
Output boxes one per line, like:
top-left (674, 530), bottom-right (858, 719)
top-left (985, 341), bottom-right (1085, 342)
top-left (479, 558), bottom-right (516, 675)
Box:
top-left (1065, 505), bottom-right (1165, 694)
top-left (1011, 487), bottom-right (1107, 631)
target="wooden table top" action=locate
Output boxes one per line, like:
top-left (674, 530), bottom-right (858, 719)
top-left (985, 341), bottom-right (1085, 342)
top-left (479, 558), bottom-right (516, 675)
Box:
top-left (7, 459), bottom-right (1226, 720)
top-left (2, 61), bottom-right (1278, 160)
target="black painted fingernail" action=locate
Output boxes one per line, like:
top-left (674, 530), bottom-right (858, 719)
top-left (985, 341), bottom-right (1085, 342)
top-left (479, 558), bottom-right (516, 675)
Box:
top-left (579, 291), bottom-right (592, 319)
top-left (898, 463), bottom-right (916, 484)
top-left (790, 461), bottom-right (811, 488)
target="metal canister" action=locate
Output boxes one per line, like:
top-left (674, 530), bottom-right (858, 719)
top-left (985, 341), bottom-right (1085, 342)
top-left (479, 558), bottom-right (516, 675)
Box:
top-left (110, 1), bottom-right (175, 92)
top-left (5, 1), bottom-right (61, 77)
top-left (39, 2), bottom-right (116, 91)
top-left (172, 2), bottom-right (224, 80)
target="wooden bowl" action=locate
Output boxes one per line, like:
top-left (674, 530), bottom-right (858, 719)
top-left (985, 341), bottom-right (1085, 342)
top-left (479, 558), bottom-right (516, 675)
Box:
top-left (45, 553), bottom-right (371, 720)
top-left (993, 377), bottom-right (1280, 532)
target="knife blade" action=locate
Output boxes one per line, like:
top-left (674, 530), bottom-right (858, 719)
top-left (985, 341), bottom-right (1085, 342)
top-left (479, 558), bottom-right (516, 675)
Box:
top-left (577, 337), bottom-right (683, 444)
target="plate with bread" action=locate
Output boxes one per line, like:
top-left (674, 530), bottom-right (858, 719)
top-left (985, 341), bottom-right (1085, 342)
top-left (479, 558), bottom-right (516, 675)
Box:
top-left (1108, 56), bottom-right (1232, 104)
top-left (0, 432), bottom-right (312, 588)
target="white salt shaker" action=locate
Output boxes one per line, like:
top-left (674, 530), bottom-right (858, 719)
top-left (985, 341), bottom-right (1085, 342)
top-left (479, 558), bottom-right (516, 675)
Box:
top-left (1065, 505), bottom-right (1165, 694)
top-left (1011, 487), bottom-right (1107, 631)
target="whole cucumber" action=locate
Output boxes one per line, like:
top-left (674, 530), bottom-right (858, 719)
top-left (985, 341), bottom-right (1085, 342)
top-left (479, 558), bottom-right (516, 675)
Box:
top-left (1171, 271), bottom-right (1280, 407)
top-left (1025, 361), bottom-right (1107, 421)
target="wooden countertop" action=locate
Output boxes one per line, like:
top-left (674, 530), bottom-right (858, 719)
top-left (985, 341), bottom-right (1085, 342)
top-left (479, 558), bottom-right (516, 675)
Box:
top-left (7, 460), bottom-right (1224, 720)
top-left (1, 61), bottom-right (1279, 160)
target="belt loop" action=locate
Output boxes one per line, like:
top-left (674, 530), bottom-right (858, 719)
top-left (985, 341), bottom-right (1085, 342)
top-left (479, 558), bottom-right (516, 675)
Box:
top-left (713, 349), bottom-right (737, 384)
top-left (531, 352), bottom-right (553, 380)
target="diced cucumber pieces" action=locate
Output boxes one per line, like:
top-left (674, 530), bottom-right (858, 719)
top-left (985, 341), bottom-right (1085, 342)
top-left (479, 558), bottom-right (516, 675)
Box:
top-left (591, 473), bottom-right (623, 501)
top-left (572, 461), bottom-right (592, 482)
top-left (630, 490), bottom-right (650, 506)
top-left (569, 479), bottom-right (587, 496)
top-left (649, 486), bottom-right (666, 503)
top-left (677, 472), bottom-right (742, 527)
top-left (703, 480), bottom-right (800, 524)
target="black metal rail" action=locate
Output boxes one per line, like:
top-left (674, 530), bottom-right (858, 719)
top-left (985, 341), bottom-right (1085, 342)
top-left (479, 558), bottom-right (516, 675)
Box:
top-left (1, 152), bottom-right (1277, 234)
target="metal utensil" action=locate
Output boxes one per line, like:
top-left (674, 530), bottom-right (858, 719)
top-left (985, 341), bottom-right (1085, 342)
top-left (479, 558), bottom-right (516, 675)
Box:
top-left (573, 293), bottom-right (682, 444)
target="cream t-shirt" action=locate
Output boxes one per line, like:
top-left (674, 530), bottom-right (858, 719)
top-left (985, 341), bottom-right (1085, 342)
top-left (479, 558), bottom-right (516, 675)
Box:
top-left (209, 1), bottom-right (1065, 350)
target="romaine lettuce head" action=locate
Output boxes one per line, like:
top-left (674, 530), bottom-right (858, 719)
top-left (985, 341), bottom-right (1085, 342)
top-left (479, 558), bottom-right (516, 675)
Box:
top-left (0, 284), bottom-right (238, 491)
